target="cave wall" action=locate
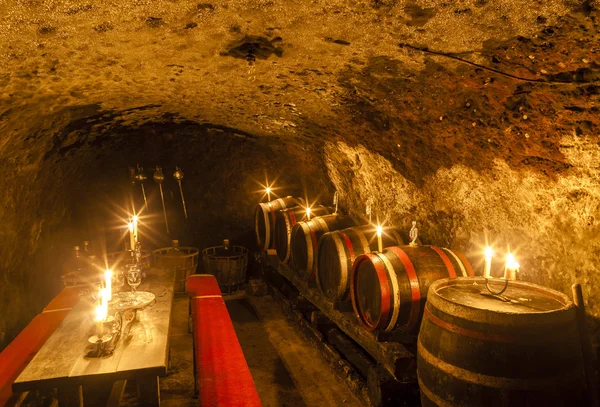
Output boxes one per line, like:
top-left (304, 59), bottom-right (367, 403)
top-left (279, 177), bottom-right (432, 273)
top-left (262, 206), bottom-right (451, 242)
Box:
top-left (0, 110), bottom-right (331, 350)
top-left (2, 0), bottom-right (600, 349)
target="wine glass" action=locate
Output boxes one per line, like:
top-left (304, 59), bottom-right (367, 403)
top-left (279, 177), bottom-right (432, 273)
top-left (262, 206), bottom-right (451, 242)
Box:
top-left (126, 267), bottom-right (142, 302)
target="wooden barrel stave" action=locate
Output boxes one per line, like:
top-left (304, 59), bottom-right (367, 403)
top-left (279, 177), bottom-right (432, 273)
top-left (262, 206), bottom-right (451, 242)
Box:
top-left (254, 196), bottom-right (301, 251)
top-left (275, 205), bottom-right (332, 264)
top-left (290, 214), bottom-right (362, 280)
top-left (418, 277), bottom-right (584, 407)
top-left (350, 245), bottom-right (474, 333)
top-left (316, 225), bottom-right (405, 302)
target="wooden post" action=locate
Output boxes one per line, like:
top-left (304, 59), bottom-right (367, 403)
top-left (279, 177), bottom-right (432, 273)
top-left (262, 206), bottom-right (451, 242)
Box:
top-left (137, 376), bottom-right (160, 407)
top-left (572, 283), bottom-right (599, 407)
top-left (57, 385), bottom-right (83, 407)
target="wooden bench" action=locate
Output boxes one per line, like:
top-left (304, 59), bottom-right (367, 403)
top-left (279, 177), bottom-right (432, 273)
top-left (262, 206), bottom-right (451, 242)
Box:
top-left (187, 275), bottom-right (262, 407)
top-left (0, 285), bottom-right (86, 406)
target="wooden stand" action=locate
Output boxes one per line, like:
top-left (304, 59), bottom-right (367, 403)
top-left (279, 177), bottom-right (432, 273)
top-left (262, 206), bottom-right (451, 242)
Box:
top-left (266, 267), bottom-right (420, 406)
top-left (263, 253), bottom-right (416, 382)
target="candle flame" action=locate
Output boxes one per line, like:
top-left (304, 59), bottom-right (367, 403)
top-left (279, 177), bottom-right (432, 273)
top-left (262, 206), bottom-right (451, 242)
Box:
top-left (306, 207), bottom-right (311, 215)
top-left (128, 222), bottom-right (134, 232)
top-left (265, 187), bottom-right (271, 194)
top-left (506, 253), bottom-right (520, 270)
top-left (94, 304), bottom-right (107, 322)
top-left (484, 246), bottom-right (494, 259)
top-left (376, 225), bottom-right (383, 237)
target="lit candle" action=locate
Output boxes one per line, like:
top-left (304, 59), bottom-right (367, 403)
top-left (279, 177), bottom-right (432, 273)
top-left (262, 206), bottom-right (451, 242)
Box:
top-left (376, 225), bottom-right (383, 253)
top-left (104, 270), bottom-right (112, 301)
top-left (128, 221), bottom-right (135, 251)
top-left (484, 246), bottom-right (493, 279)
top-left (94, 302), bottom-right (107, 336)
top-left (100, 288), bottom-right (108, 312)
top-left (132, 216), bottom-right (139, 243)
top-left (306, 206), bottom-right (311, 220)
top-left (266, 187), bottom-right (271, 202)
top-left (504, 252), bottom-right (520, 281)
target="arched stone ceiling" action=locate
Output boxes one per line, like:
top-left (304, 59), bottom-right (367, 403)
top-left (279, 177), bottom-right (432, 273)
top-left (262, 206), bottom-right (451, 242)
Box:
top-left (1, 0), bottom-right (600, 346)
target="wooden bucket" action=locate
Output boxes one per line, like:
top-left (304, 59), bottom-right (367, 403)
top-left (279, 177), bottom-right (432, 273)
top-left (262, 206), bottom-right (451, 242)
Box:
top-left (350, 245), bottom-right (473, 333)
top-left (152, 247), bottom-right (199, 293)
top-left (202, 244), bottom-right (248, 294)
top-left (418, 277), bottom-right (584, 406)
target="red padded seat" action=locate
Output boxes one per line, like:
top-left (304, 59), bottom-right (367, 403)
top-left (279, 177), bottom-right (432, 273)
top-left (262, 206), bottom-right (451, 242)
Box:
top-left (43, 284), bottom-right (86, 312)
top-left (186, 274), bottom-right (222, 297)
top-left (191, 297), bottom-right (262, 407)
top-left (1, 310), bottom-right (70, 406)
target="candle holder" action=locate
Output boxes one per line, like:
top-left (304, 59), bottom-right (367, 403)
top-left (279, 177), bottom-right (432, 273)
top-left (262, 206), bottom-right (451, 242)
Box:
top-left (86, 312), bottom-right (123, 358)
top-left (409, 221), bottom-right (419, 246)
top-left (134, 165), bottom-right (148, 208)
top-left (484, 278), bottom-right (509, 295)
top-left (173, 166), bottom-right (188, 219)
top-left (153, 166), bottom-right (169, 234)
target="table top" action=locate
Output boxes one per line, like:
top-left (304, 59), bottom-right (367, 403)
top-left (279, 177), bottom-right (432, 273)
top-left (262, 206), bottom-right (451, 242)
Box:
top-left (13, 268), bottom-right (175, 392)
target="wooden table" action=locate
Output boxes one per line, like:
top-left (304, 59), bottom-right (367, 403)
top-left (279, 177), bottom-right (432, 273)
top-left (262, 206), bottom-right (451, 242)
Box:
top-left (13, 268), bottom-right (175, 407)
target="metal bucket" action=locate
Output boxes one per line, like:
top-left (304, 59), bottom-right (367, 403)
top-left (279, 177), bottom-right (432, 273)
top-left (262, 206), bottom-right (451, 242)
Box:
top-left (202, 240), bottom-right (248, 294)
top-left (152, 244), bottom-right (199, 293)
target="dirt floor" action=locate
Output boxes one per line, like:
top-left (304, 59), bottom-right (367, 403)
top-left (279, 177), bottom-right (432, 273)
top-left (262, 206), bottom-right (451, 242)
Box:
top-left (157, 292), bottom-right (363, 407)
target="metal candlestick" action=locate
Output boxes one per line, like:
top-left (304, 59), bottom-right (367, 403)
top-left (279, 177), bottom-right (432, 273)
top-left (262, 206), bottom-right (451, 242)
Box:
top-left (153, 167), bottom-right (169, 234)
top-left (485, 278), bottom-right (509, 295)
top-left (173, 166), bottom-right (188, 219)
top-left (134, 165), bottom-right (148, 209)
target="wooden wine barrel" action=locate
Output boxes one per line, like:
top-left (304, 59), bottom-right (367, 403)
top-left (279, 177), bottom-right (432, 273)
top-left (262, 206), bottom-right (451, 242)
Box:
top-left (254, 196), bottom-right (302, 251)
top-left (290, 214), bottom-right (362, 281)
top-left (350, 245), bottom-right (474, 333)
top-left (275, 205), bottom-right (333, 264)
top-left (418, 277), bottom-right (584, 407)
top-left (316, 225), bottom-right (406, 302)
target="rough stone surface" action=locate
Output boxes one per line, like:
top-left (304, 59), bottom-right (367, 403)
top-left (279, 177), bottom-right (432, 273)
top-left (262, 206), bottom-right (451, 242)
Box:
top-left (2, 0), bottom-right (600, 348)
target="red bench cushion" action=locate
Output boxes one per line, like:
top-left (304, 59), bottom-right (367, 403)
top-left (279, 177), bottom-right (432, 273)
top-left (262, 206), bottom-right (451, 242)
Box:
top-left (0, 310), bottom-right (70, 405)
top-left (43, 285), bottom-right (86, 312)
top-left (187, 274), bottom-right (221, 297)
top-left (191, 298), bottom-right (262, 407)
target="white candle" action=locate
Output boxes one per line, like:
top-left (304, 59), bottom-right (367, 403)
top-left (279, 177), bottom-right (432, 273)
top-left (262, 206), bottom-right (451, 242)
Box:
top-left (94, 302), bottom-right (107, 336)
top-left (100, 288), bottom-right (108, 311)
top-left (128, 221), bottom-right (135, 251)
top-left (504, 252), bottom-right (520, 281)
top-left (306, 207), bottom-right (311, 221)
top-left (104, 270), bottom-right (112, 301)
top-left (484, 246), bottom-right (493, 279)
top-left (376, 225), bottom-right (383, 253)
top-left (132, 216), bottom-right (139, 243)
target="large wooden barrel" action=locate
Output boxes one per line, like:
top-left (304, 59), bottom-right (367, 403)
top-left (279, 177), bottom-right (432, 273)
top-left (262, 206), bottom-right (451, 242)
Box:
top-left (316, 225), bottom-right (405, 302)
top-left (254, 196), bottom-right (302, 251)
top-left (290, 214), bottom-right (362, 280)
top-left (350, 245), bottom-right (474, 333)
top-left (275, 205), bottom-right (333, 264)
top-left (418, 277), bottom-right (584, 407)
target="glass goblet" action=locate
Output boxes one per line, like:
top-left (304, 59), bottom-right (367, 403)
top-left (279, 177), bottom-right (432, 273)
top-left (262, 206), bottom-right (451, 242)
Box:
top-left (126, 268), bottom-right (142, 302)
